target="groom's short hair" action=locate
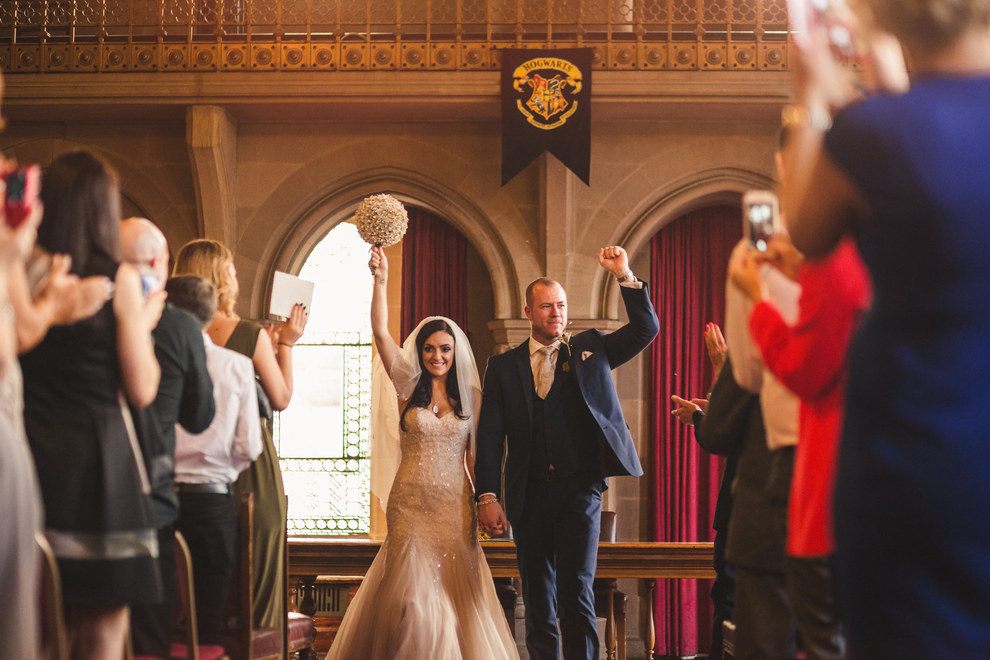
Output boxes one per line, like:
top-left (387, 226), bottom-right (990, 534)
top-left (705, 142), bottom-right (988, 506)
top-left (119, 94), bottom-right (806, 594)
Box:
top-left (525, 277), bottom-right (562, 307)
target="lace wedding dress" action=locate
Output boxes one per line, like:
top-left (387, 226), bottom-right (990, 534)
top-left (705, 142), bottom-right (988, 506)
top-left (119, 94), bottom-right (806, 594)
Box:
top-left (325, 405), bottom-right (519, 660)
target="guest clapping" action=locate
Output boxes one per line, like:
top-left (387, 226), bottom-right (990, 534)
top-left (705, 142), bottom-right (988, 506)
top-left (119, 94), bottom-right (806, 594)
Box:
top-left (20, 151), bottom-right (165, 660)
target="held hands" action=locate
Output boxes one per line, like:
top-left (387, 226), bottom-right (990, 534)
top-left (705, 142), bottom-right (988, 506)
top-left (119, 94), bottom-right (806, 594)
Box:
top-left (598, 245), bottom-right (630, 277)
top-left (369, 246), bottom-right (388, 283)
top-left (791, 4), bottom-right (906, 112)
top-left (477, 500), bottom-right (508, 537)
top-left (670, 395), bottom-right (708, 426)
top-left (858, 30), bottom-right (908, 95)
top-left (70, 276), bottom-right (115, 323)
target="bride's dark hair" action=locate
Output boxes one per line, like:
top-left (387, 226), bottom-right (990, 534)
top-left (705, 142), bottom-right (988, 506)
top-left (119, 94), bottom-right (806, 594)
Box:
top-left (400, 318), bottom-right (469, 431)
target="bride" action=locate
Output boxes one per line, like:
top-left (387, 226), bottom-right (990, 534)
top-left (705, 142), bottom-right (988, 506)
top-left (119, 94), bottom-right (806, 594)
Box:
top-left (325, 247), bottom-right (519, 659)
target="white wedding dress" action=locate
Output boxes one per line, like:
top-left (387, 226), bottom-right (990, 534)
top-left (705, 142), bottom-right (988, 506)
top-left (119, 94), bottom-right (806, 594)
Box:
top-left (325, 404), bottom-right (519, 660)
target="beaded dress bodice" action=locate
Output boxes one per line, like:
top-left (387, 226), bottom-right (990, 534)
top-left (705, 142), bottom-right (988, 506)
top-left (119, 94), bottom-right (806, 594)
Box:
top-left (325, 397), bottom-right (518, 660)
top-left (384, 406), bottom-right (477, 561)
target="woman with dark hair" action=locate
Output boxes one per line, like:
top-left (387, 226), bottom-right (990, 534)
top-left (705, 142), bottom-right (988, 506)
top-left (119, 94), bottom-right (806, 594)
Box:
top-left (20, 150), bottom-right (166, 659)
top-left (398, 317), bottom-right (469, 430)
top-left (325, 246), bottom-right (517, 659)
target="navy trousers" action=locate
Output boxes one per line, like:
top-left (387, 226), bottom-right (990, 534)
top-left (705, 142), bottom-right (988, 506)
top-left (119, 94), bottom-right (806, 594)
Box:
top-left (513, 473), bottom-right (603, 660)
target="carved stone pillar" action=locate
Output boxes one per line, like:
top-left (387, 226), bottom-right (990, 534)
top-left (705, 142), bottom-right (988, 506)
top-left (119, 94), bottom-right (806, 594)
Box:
top-left (487, 319), bottom-right (531, 354)
top-left (537, 152), bottom-right (604, 317)
top-left (185, 104), bottom-right (237, 246)
top-left (538, 152), bottom-right (575, 289)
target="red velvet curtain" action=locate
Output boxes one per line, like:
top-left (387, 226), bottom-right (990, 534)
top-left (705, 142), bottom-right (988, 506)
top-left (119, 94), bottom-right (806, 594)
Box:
top-left (400, 207), bottom-right (467, 340)
top-left (649, 205), bottom-right (742, 656)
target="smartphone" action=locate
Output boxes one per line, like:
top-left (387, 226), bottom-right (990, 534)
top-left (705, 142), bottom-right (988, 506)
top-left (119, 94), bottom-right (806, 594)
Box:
top-left (141, 273), bottom-right (161, 299)
top-left (2, 164), bottom-right (41, 229)
top-left (742, 190), bottom-right (779, 253)
top-left (786, 0), bottom-right (854, 56)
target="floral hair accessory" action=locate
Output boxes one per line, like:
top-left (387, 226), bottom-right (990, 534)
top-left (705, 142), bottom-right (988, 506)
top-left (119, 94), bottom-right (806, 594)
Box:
top-left (354, 193), bottom-right (409, 247)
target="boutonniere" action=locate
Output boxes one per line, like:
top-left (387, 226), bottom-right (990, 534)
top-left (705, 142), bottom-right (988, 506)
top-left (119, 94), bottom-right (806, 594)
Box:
top-left (560, 333), bottom-right (572, 372)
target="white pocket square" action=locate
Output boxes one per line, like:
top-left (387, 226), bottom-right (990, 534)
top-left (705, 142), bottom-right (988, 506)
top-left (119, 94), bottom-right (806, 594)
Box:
top-left (581, 351), bottom-right (593, 361)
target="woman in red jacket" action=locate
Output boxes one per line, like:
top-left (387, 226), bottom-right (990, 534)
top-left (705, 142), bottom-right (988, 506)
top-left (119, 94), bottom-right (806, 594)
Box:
top-left (730, 232), bottom-right (870, 659)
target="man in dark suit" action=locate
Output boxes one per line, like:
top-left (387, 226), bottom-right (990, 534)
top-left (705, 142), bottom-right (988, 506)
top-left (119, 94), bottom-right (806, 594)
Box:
top-left (122, 218), bottom-right (216, 659)
top-left (476, 245), bottom-right (659, 660)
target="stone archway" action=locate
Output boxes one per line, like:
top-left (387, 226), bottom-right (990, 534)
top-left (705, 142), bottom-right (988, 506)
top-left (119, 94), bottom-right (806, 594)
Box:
top-left (244, 166), bottom-right (521, 323)
top-left (594, 166), bottom-right (774, 319)
top-left (2, 136), bottom-right (200, 250)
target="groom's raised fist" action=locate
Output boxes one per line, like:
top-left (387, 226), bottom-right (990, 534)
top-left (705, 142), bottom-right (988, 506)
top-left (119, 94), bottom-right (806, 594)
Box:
top-left (598, 245), bottom-right (629, 276)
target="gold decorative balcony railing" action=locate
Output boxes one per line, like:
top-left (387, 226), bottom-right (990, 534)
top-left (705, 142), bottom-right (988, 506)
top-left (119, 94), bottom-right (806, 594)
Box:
top-left (0, 0), bottom-right (792, 73)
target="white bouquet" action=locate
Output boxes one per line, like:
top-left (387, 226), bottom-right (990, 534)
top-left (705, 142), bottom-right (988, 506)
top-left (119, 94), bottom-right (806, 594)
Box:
top-left (354, 193), bottom-right (409, 247)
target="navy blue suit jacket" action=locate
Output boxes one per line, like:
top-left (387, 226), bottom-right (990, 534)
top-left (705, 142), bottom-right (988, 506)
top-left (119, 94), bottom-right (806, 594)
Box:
top-left (475, 283), bottom-right (659, 523)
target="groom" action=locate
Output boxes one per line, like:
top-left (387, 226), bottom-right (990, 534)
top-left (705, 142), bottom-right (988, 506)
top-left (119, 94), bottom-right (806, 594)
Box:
top-left (476, 245), bottom-right (659, 660)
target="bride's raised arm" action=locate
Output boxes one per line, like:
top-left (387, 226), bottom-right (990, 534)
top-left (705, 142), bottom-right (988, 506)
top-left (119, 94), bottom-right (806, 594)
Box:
top-left (369, 247), bottom-right (404, 378)
top-left (370, 246), bottom-right (421, 401)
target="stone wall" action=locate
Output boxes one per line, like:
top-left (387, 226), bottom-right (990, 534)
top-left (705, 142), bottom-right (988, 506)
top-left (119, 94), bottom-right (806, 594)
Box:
top-left (1, 67), bottom-right (786, 651)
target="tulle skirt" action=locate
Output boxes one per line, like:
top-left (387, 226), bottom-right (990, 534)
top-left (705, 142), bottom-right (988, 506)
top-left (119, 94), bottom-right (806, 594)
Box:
top-left (325, 536), bottom-right (518, 659)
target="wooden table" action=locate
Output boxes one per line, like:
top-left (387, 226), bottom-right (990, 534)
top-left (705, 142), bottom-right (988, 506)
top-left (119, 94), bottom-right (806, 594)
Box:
top-left (289, 539), bottom-right (714, 659)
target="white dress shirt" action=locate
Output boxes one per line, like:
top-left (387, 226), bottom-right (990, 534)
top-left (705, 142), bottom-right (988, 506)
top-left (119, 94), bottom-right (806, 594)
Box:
top-left (528, 336), bottom-right (563, 393)
top-left (726, 265), bottom-right (801, 450)
top-left (175, 333), bottom-right (263, 484)
top-left (477, 274), bottom-right (643, 501)
top-left (525, 275), bottom-right (643, 391)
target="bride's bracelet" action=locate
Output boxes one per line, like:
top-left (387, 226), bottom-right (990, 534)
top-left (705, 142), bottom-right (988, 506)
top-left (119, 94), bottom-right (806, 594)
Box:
top-left (477, 497), bottom-right (498, 506)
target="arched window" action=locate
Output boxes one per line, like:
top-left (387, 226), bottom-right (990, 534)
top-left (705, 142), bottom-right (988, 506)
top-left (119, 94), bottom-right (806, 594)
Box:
top-left (274, 221), bottom-right (373, 536)
top-left (273, 208), bottom-right (495, 538)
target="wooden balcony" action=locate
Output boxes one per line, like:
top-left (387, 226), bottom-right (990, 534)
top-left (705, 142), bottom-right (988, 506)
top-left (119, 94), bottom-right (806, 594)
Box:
top-left (0, 0), bottom-right (793, 73)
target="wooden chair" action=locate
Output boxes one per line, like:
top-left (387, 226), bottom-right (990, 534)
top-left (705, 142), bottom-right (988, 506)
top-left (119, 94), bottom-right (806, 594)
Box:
top-left (222, 493), bottom-right (279, 659)
top-left (170, 529), bottom-right (200, 660)
top-left (169, 530), bottom-right (226, 660)
top-left (594, 511), bottom-right (627, 660)
top-left (223, 493), bottom-right (316, 660)
top-left (282, 496), bottom-right (317, 660)
top-left (37, 532), bottom-right (68, 660)
top-left (722, 619), bottom-right (736, 658)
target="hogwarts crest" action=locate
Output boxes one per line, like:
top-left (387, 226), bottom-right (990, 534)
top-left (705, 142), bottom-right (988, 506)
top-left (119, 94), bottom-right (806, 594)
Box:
top-left (511, 57), bottom-right (584, 130)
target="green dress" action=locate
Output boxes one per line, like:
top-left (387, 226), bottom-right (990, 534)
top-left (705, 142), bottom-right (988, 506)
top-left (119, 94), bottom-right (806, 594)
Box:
top-left (226, 319), bottom-right (286, 632)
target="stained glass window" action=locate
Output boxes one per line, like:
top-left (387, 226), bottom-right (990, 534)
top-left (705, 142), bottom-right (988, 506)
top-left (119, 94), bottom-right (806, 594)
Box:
top-left (274, 222), bottom-right (373, 536)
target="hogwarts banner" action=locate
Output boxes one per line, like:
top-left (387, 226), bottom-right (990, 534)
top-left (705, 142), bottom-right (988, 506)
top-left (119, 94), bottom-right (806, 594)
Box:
top-left (501, 48), bottom-right (593, 186)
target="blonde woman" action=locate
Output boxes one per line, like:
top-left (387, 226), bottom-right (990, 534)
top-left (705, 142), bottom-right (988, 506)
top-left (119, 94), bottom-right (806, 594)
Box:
top-left (173, 239), bottom-right (307, 633)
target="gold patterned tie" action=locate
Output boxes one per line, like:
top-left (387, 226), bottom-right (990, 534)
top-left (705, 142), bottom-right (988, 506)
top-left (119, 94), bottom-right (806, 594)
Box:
top-left (536, 345), bottom-right (556, 399)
